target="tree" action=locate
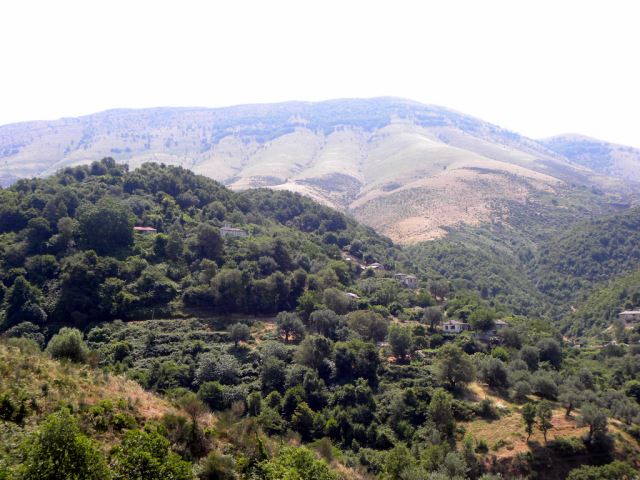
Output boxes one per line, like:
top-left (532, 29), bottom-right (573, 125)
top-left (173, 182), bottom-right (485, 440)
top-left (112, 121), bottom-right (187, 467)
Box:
top-left (536, 400), bottom-right (553, 444)
top-left (423, 306), bottom-right (442, 331)
top-left (579, 403), bottom-right (608, 444)
top-left (522, 402), bottom-right (537, 441)
top-left (198, 381), bottom-right (225, 411)
top-left (2, 276), bottom-right (46, 329)
top-left (308, 309), bottom-right (340, 339)
top-left (110, 429), bottom-right (192, 480)
top-left (435, 344), bottom-right (475, 390)
top-left (387, 324), bottom-right (413, 362)
top-left (78, 198), bottom-right (133, 255)
top-left (276, 312), bottom-right (305, 343)
top-left (322, 288), bottom-right (352, 315)
top-left (261, 358), bottom-right (287, 393)
top-left (559, 387), bottom-right (582, 417)
top-left (18, 409), bottom-right (110, 480)
top-left (228, 323), bottom-right (251, 347)
top-left (256, 446), bottom-right (337, 480)
top-left (46, 327), bottom-right (89, 363)
top-left (247, 391), bottom-right (262, 416)
top-left (195, 353), bottom-right (240, 385)
top-left (196, 224), bottom-right (224, 261)
top-left (346, 310), bottom-right (388, 342)
top-left (291, 401), bottom-right (315, 441)
top-left (536, 338), bottom-right (562, 369)
top-left (478, 356), bottom-right (509, 388)
top-left (624, 379), bottom-right (640, 403)
top-left (295, 335), bottom-right (333, 373)
top-left (468, 308), bottom-right (496, 332)
top-left (429, 280), bottom-right (449, 301)
top-left (519, 346), bottom-right (540, 371)
top-left (429, 388), bottom-right (455, 441)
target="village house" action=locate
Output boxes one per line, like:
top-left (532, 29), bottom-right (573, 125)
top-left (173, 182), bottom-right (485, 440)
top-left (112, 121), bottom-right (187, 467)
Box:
top-left (345, 292), bottom-right (360, 300)
top-left (394, 273), bottom-right (418, 289)
top-left (133, 226), bottom-right (157, 235)
top-left (220, 225), bottom-right (248, 238)
top-left (367, 262), bottom-right (384, 270)
top-left (441, 319), bottom-right (471, 334)
top-left (618, 310), bottom-right (640, 326)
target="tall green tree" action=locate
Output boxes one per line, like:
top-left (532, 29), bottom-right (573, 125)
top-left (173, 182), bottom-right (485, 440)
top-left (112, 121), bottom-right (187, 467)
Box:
top-left (536, 400), bottom-right (554, 444)
top-left (522, 402), bottom-right (537, 441)
top-left (435, 344), bottom-right (475, 390)
top-left (78, 198), bottom-right (134, 255)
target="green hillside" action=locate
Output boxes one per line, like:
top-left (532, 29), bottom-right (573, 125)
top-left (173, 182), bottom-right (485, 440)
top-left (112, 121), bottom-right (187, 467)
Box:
top-left (0, 158), bottom-right (419, 333)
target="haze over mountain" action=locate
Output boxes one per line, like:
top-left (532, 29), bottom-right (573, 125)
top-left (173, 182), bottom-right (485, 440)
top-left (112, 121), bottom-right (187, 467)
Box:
top-left (1, 97), bottom-right (638, 243)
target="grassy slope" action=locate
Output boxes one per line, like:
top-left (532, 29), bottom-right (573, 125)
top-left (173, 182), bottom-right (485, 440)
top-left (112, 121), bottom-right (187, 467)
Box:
top-left (461, 383), bottom-right (640, 479)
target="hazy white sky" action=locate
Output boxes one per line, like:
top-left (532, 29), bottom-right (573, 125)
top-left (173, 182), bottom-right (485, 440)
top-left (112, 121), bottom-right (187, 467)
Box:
top-left (1, 0), bottom-right (639, 146)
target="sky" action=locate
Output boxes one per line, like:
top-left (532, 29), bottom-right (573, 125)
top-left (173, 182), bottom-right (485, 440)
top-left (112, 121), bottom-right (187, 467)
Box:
top-left (1, 0), bottom-right (639, 146)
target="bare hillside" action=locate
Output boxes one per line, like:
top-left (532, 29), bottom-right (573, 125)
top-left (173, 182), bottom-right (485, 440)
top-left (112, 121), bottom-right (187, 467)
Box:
top-left (1, 98), bottom-right (636, 243)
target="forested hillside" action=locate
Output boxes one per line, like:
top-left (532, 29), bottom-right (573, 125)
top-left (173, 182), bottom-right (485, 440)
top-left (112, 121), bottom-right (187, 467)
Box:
top-left (0, 158), bottom-right (417, 333)
top-left (1, 160), bottom-right (640, 479)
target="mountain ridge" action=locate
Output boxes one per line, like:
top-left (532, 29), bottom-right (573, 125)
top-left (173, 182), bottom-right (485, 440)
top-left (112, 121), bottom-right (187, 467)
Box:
top-left (2, 97), bottom-right (639, 243)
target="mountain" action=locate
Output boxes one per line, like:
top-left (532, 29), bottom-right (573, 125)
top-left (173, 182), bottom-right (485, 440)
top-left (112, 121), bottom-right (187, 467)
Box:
top-left (1, 98), bottom-right (637, 244)
top-left (542, 134), bottom-right (640, 183)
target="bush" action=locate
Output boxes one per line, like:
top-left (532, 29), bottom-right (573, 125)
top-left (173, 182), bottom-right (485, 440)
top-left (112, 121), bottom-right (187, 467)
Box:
top-left (110, 428), bottom-right (193, 480)
top-left (18, 409), bottom-right (110, 480)
top-left (549, 437), bottom-right (587, 455)
top-left (198, 382), bottom-right (225, 411)
top-left (198, 452), bottom-right (236, 480)
top-left (45, 327), bottom-right (89, 362)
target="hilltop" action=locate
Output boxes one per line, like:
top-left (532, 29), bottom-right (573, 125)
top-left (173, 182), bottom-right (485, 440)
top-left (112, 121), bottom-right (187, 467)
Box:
top-left (2, 98), bottom-right (637, 244)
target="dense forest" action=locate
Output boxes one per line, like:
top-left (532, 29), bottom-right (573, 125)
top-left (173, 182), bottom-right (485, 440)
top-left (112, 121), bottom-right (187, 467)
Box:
top-left (0, 160), bottom-right (639, 479)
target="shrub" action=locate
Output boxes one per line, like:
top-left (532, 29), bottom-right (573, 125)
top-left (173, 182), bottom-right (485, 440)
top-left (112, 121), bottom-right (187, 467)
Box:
top-left (198, 381), bottom-right (225, 411)
top-left (110, 428), bottom-right (192, 480)
top-left (45, 327), bottom-right (89, 362)
top-left (18, 409), bottom-right (110, 480)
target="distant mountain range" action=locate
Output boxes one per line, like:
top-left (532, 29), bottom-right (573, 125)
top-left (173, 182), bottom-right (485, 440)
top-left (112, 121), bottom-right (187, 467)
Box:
top-left (1, 98), bottom-right (638, 243)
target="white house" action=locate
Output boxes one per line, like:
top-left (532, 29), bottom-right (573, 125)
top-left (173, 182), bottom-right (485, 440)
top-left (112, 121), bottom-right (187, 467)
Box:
top-left (618, 310), bottom-right (640, 326)
top-left (394, 273), bottom-right (418, 289)
top-left (220, 226), bottom-right (248, 238)
top-left (442, 319), bottom-right (471, 334)
top-left (133, 226), bottom-right (157, 235)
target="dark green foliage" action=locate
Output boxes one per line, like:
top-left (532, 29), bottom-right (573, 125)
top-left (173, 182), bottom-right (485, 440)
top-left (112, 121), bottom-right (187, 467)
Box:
top-left (18, 409), bottom-right (110, 480)
top-left (197, 382), bottom-right (225, 411)
top-left (1, 276), bottom-right (46, 329)
top-left (78, 198), bottom-right (134, 255)
top-left (0, 161), bottom-right (409, 328)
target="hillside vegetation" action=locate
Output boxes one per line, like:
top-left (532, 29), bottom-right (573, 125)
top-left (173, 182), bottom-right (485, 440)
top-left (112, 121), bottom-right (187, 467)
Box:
top-left (0, 161), bottom-right (639, 478)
